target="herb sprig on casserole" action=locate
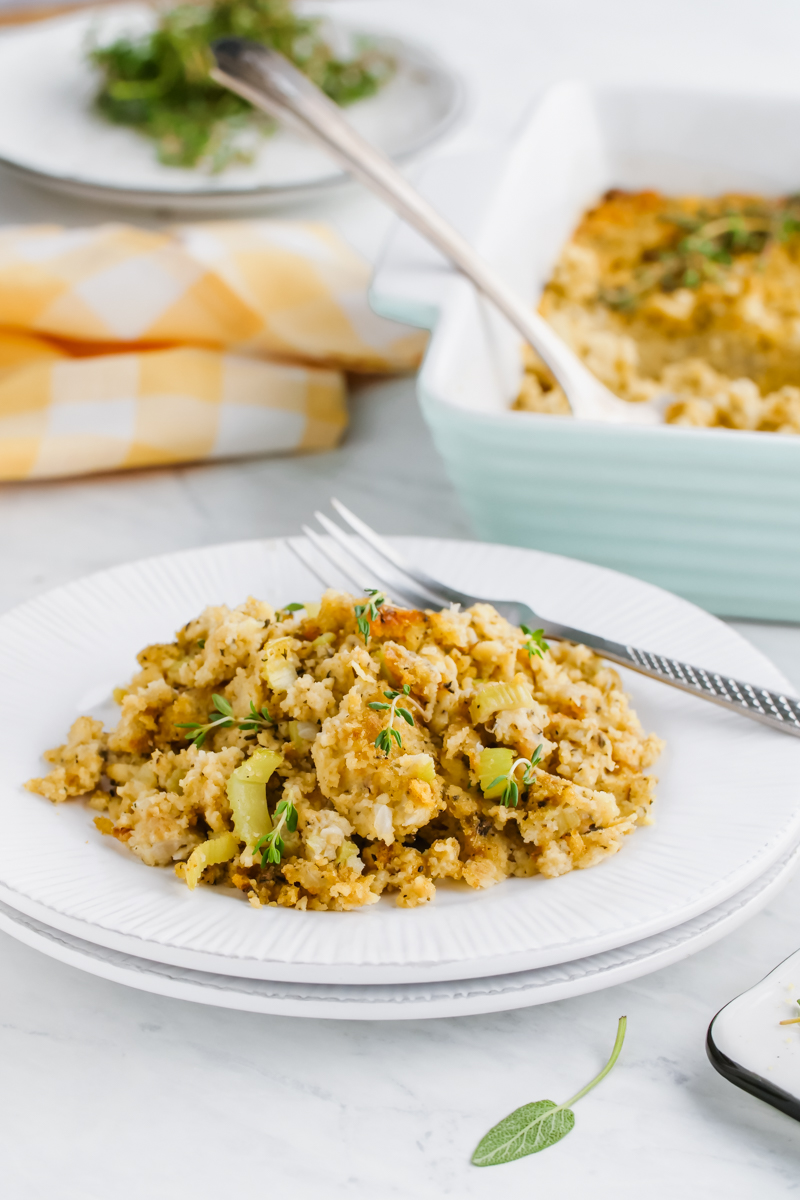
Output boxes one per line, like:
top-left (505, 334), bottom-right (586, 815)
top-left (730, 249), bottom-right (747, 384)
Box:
top-left (26, 591), bottom-right (662, 910)
top-left (517, 189), bottom-right (800, 432)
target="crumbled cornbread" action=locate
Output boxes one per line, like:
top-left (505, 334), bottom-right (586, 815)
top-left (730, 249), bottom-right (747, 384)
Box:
top-left (517, 189), bottom-right (800, 431)
top-left (27, 591), bottom-right (662, 910)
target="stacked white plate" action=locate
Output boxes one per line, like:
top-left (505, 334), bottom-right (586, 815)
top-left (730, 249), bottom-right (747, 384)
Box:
top-left (1, 538), bottom-right (799, 1020)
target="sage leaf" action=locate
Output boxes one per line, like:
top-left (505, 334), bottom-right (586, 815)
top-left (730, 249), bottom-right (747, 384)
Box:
top-left (472, 1100), bottom-right (575, 1166)
top-left (471, 1016), bottom-right (627, 1168)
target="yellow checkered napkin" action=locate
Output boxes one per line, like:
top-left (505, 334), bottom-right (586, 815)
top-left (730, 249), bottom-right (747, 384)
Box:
top-left (0, 220), bottom-right (426, 481)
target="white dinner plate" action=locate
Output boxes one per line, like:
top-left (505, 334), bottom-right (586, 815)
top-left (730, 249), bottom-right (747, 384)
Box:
top-left (1, 537), bottom-right (800, 984)
top-left (2, 840), bottom-right (798, 1021)
top-left (0, 4), bottom-right (463, 212)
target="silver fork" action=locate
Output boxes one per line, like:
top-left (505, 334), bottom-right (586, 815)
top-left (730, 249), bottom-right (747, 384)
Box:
top-left (286, 499), bottom-right (800, 740)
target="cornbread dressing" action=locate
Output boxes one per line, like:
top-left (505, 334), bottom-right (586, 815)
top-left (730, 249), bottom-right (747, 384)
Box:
top-left (27, 591), bottom-right (663, 910)
top-left (517, 189), bottom-right (800, 432)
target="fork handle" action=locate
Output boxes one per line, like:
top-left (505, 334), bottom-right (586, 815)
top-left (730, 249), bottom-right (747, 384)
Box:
top-left (540, 620), bottom-right (800, 738)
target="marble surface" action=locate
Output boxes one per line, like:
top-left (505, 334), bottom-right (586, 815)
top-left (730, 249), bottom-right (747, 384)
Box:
top-left (4, 0), bottom-right (800, 1195)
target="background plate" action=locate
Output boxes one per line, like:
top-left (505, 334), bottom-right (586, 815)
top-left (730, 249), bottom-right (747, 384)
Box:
top-left (0, 4), bottom-right (464, 211)
top-left (3, 841), bottom-right (798, 1020)
top-left (1, 537), bottom-right (800, 983)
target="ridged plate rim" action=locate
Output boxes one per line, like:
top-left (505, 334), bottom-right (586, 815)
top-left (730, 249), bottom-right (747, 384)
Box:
top-left (3, 839), bottom-right (798, 1020)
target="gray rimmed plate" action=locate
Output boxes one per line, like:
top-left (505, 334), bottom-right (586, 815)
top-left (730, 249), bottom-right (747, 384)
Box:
top-left (0, 3), bottom-right (464, 212)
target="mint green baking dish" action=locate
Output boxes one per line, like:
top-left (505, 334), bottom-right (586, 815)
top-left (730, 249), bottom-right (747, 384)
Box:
top-left (371, 82), bottom-right (800, 620)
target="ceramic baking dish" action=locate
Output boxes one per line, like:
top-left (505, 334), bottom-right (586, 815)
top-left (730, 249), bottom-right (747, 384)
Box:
top-left (370, 82), bottom-right (800, 620)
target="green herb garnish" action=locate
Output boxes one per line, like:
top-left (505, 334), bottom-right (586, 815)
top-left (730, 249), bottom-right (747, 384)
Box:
top-left (520, 625), bottom-right (549, 660)
top-left (370, 684), bottom-right (414, 755)
top-left (471, 1017), bottom-right (627, 1167)
top-left (239, 700), bottom-right (275, 736)
top-left (176, 693), bottom-right (235, 747)
top-left (177, 695), bottom-right (274, 744)
top-left (486, 745), bottom-right (543, 807)
top-left (253, 797), bottom-right (297, 865)
top-left (598, 196), bottom-right (800, 311)
top-left (354, 589), bottom-right (385, 644)
top-left (89, 0), bottom-right (394, 171)
top-left (280, 603), bottom-right (305, 615)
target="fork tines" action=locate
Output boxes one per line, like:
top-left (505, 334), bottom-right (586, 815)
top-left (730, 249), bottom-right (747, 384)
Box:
top-left (285, 499), bottom-right (452, 612)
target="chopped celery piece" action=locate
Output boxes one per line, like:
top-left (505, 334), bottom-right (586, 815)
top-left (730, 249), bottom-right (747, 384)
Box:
top-left (165, 766), bottom-right (187, 793)
top-left (335, 839), bottom-right (359, 867)
top-left (375, 645), bottom-right (393, 681)
top-left (470, 681), bottom-right (534, 725)
top-left (185, 830), bottom-right (238, 890)
top-left (262, 637), bottom-right (298, 692)
top-left (237, 747), bottom-right (283, 783)
top-left (410, 754), bottom-right (436, 783)
top-left (288, 721), bottom-right (317, 749)
top-left (310, 631), bottom-right (335, 649)
top-left (265, 659), bottom-right (297, 692)
top-left (227, 749), bottom-right (282, 846)
top-left (478, 747), bottom-right (515, 798)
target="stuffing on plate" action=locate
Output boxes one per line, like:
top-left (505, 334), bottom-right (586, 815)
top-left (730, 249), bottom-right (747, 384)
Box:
top-left (26, 590), bottom-right (663, 911)
top-left (516, 188), bottom-right (800, 432)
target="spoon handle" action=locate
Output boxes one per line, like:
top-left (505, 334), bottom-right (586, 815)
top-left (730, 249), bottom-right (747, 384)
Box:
top-left (211, 39), bottom-right (631, 421)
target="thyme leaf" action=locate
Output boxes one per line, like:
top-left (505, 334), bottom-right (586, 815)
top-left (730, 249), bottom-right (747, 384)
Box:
top-left (520, 625), bottom-right (549, 660)
top-left (177, 695), bottom-right (273, 744)
top-left (373, 684), bottom-right (414, 756)
top-left (239, 701), bottom-right (275, 736)
top-left (354, 589), bottom-right (385, 644)
top-left (487, 745), bottom-right (543, 807)
top-left (253, 797), bottom-right (298, 865)
top-left (175, 692), bottom-right (235, 746)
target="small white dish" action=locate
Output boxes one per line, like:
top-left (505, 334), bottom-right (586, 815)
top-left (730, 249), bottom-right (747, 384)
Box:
top-left (708, 943), bottom-right (800, 1121)
top-left (1, 537), bottom-right (799, 984)
top-left (0, 4), bottom-right (464, 212)
top-left (3, 840), bottom-right (797, 1020)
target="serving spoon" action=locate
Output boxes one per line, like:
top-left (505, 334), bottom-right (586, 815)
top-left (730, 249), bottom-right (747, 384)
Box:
top-left (210, 38), bottom-right (663, 426)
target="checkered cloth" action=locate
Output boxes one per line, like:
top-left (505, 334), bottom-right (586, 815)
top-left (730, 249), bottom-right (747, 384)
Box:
top-left (0, 220), bottom-right (425, 480)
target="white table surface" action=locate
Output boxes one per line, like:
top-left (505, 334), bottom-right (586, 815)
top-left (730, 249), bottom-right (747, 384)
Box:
top-left (4, 1), bottom-right (800, 1196)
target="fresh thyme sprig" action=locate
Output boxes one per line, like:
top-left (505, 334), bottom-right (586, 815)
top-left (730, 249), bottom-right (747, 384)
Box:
top-left (354, 589), bottom-right (385, 644)
top-left (521, 625), bottom-right (549, 660)
top-left (487, 745), bottom-right (543, 807)
top-left (176, 693), bottom-right (235, 747)
top-left (253, 798), bottom-right (298, 865)
top-left (176, 696), bottom-right (274, 745)
top-left (472, 1017), bottom-right (627, 1166)
top-left (599, 196), bottom-right (800, 311)
top-left (369, 684), bottom-right (414, 755)
top-left (239, 701), bottom-right (275, 737)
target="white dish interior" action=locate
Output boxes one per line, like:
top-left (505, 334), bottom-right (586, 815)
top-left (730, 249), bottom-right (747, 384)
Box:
top-left (709, 944), bottom-right (800, 1111)
top-left (1, 537), bottom-right (799, 984)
